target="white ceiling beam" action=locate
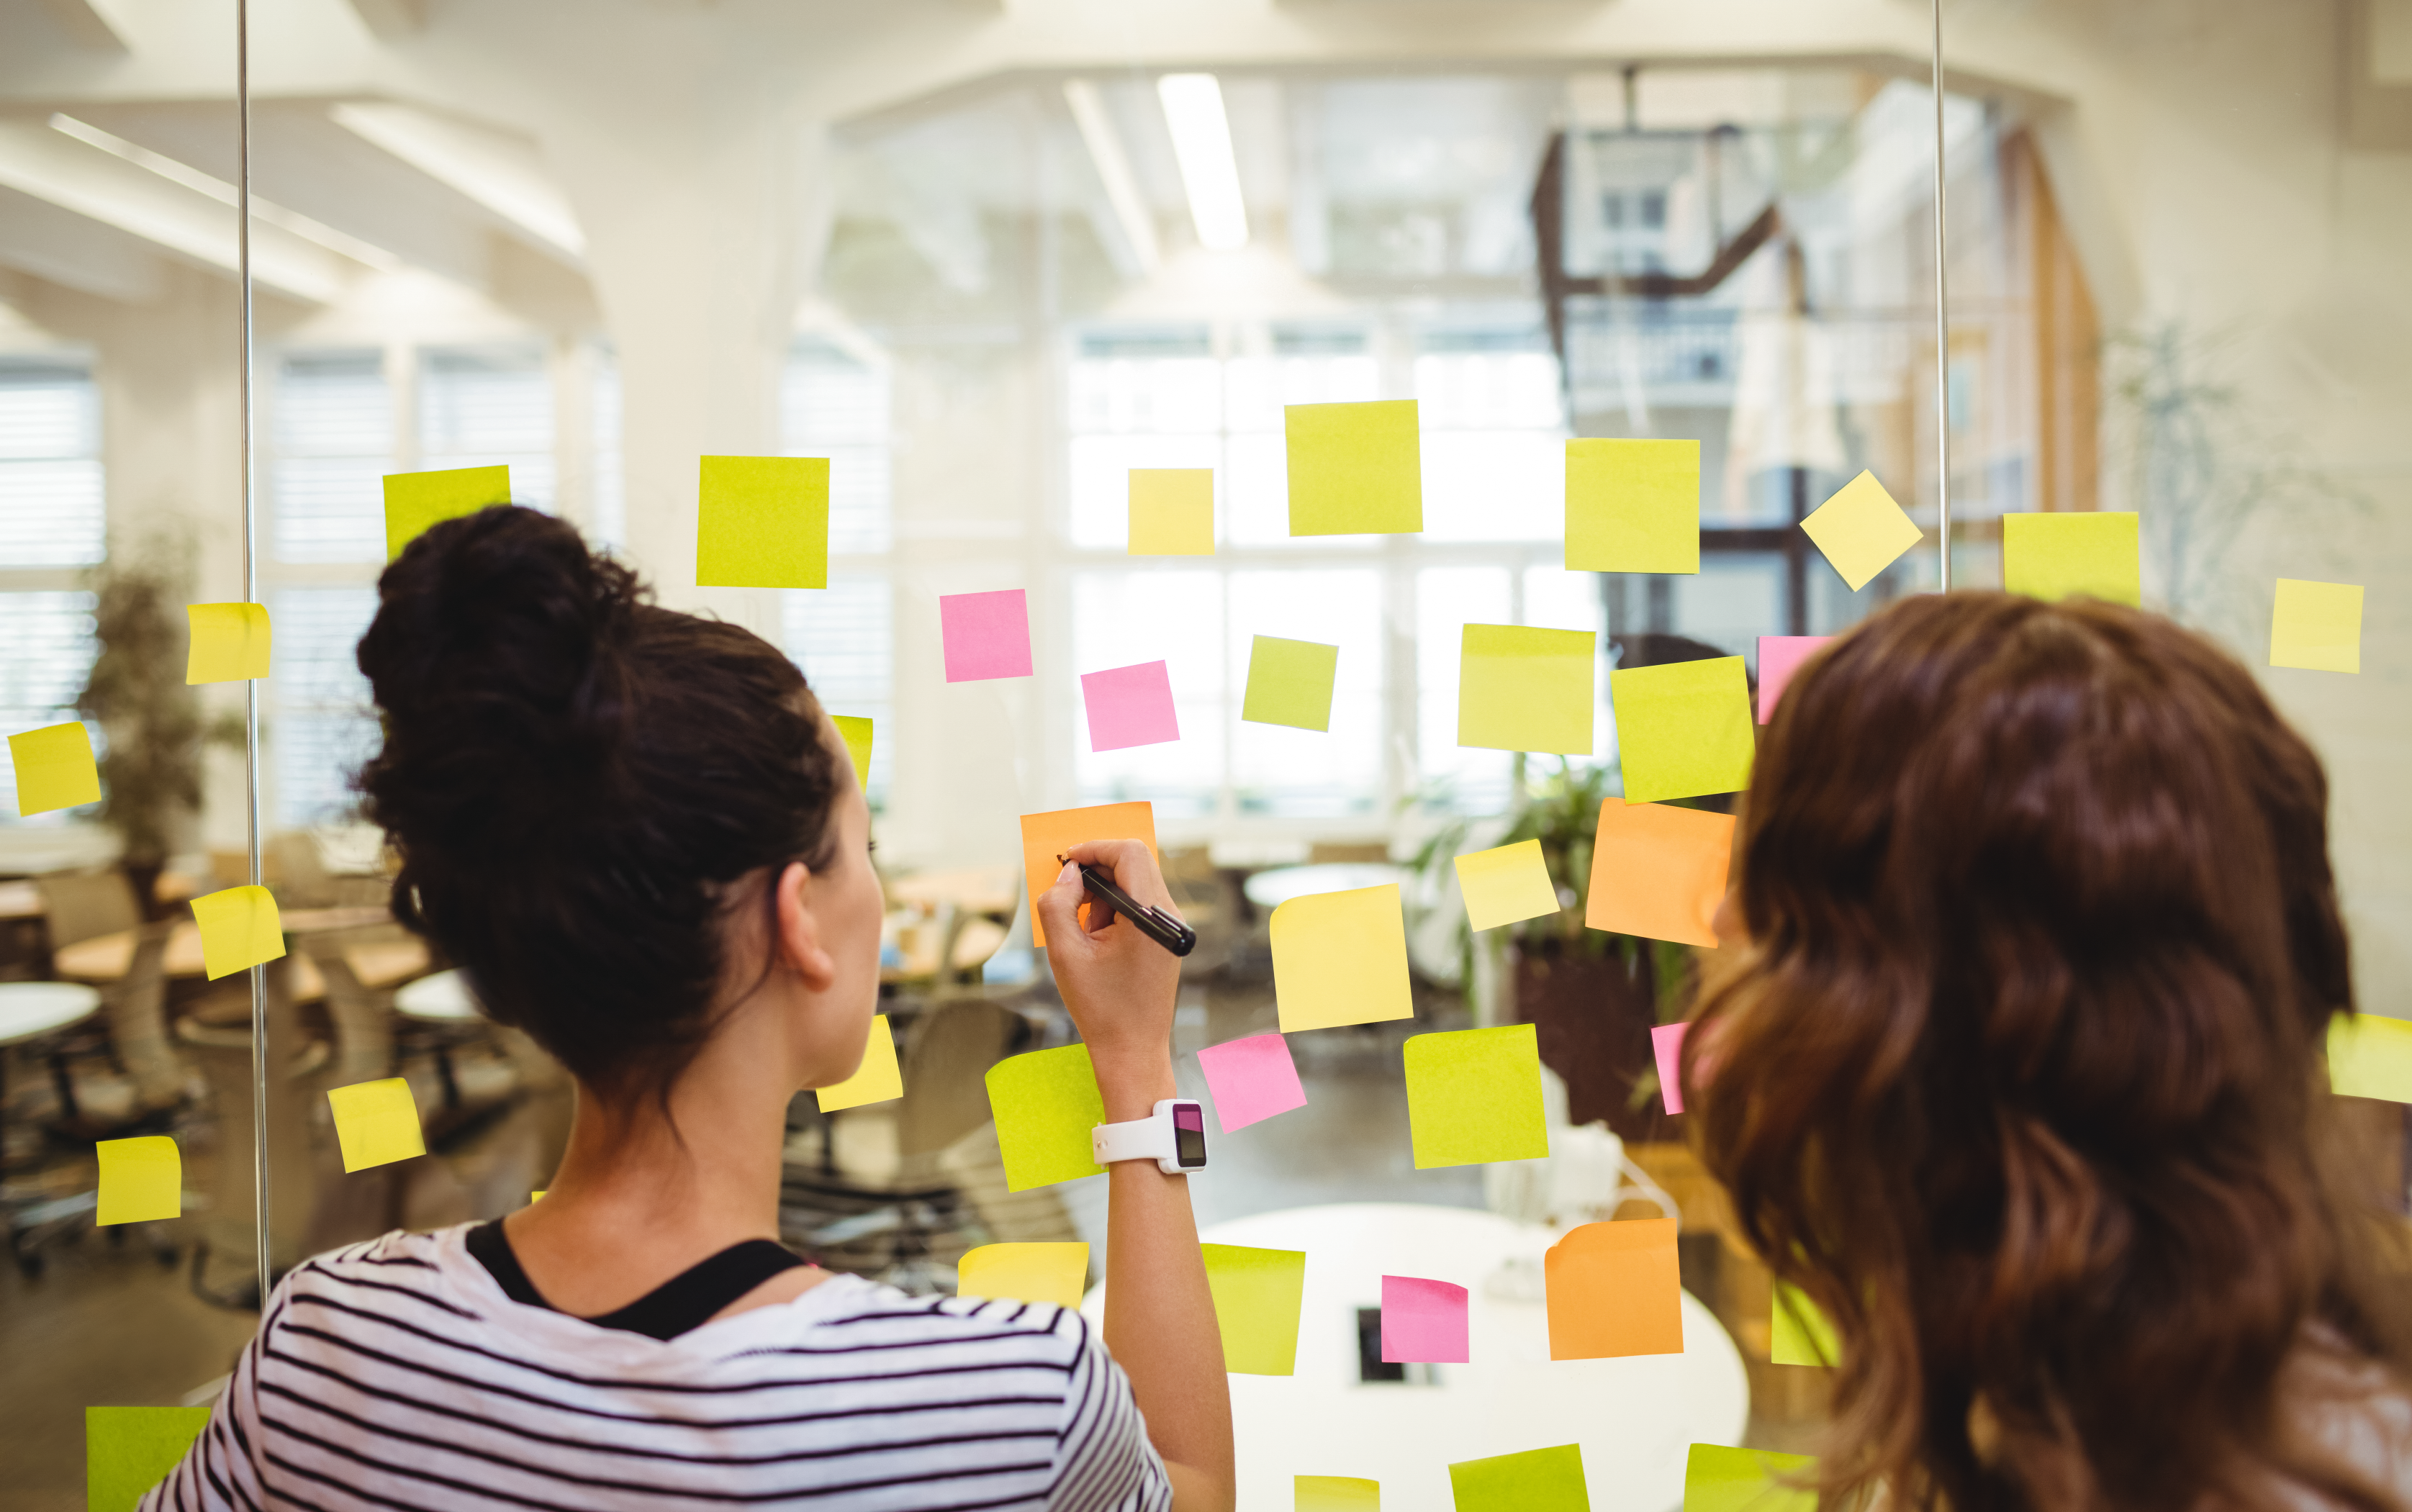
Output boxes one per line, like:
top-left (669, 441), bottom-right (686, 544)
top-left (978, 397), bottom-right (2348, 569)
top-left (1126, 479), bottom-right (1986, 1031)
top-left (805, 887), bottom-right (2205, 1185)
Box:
top-left (330, 102), bottom-right (585, 261)
top-left (30, 0), bottom-right (130, 53)
top-left (0, 184), bottom-right (163, 302)
top-left (345, 0), bottom-right (425, 41)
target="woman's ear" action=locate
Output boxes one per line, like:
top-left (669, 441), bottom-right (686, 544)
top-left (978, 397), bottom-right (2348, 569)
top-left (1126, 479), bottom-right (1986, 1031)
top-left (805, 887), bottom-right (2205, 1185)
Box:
top-left (773, 860), bottom-right (839, 992)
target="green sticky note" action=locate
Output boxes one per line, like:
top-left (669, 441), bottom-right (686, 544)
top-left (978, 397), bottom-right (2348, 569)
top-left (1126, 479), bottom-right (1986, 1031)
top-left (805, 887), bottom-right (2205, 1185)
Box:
top-left (87, 1405), bottom-right (211, 1512)
top-left (384, 466), bottom-right (510, 559)
top-left (1403, 1023), bottom-right (1549, 1169)
top-left (697, 455), bottom-right (830, 589)
top-left (1447, 1442), bottom-right (1589, 1511)
top-left (1769, 1280), bottom-right (1838, 1367)
top-left (1286, 399), bottom-right (1422, 535)
top-left (1610, 656), bottom-right (1754, 803)
top-left (1202, 1243), bottom-right (1306, 1375)
top-left (1297, 1475), bottom-right (1381, 1511)
top-left (985, 1044), bottom-right (1108, 1191)
top-left (2269, 579), bottom-right (2362, 674)
top-left (1243, 636), bottom-right (1340, 731)
top-left (8, 720), bottom-right (101, 816)
top-left (1683, 1444), bottom-right (1817, 1512)
top-left (2328, 1013), bottom-right (2412, 1103)
top-left (185, 602), bottom-right (272, 684)
top-left (96, 1136), bottom-right (181, 1226)
top-left (1459, 625), bottom-right (1595, 755)
top-left (2002, 511), bottom-right (2140, 607)
top-left (1565, 438), bottom-right (1698, 573)
top-left (832, 715), bottom-right (872, 788)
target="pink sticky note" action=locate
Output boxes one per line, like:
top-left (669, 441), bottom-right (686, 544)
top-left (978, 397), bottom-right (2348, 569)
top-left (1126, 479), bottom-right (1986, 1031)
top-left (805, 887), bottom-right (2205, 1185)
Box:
top-left (1381, 1275), bottom-right (1470, 1364)
top-left (1080, 660), bottom-right (1181, 752)
top-left (941, 590), bottom-right (1034, 682)
top-left (1196, 1033), bottom-right (1306, 1133)
top-left (1652, 1021), bottom-right (1689, 1114)
top-left (1756, 635), bottom-right (1832, 723)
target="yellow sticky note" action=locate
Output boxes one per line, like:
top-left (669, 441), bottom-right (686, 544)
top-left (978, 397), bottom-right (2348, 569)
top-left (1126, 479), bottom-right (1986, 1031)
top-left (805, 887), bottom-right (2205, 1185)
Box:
top-left (1459, 625), bottom-right (1596, 755)
top-left (1242, 636), bottom-right (1340, 731)
top-left (1403, 1023), bottom-right (1550, 1169)
top-left (1770, 1280), bottom-right (1839, 1367)
top-left (185, 602), bottom-right (272, 684)
top-left (1129, 468), bottom-right (1215, 555)
top-left (1270, 884), bottom-right (1413, 1033)
top-left (985, 1044), bottom-right (1108, 1191)
top-left (325, 1077), bottom-right (426, 1172)
top-left (384, 466), bottom-right (510, 559)
top-left (2002, 511), bottom-right (2141, 607)
top-left (1799, 471), bottom-right (1921, 592)
top-left (957, 1241), bottom-right (1090, 1308)
top-left (530, 1190), bottom-right (546, 1202)
top-left (2328, 1013), bottom-right (2412, 1103)
top-left (1448, 1444), bottom-right (1589, 1511)
top-left (96, 1136), bottom-right (180, 1225)
top-left (816, 1014), bottom-right (902, 1112)
top-left (697, 455), bottom-right (830, 589)
top-left (187, 884), bottom-right (286, 981)
top-left (1286, 399), bottom-right (1422, 535)
top-left (8, 720), bottom-right (100, 817)
top-left (1202, 1243), bottom-right (1306, 1375)
top-left (2270, 579), bottom-right (2362, 674)
top-left (1296, 1476), bottom-right (1381, 1511)
top-left (1609, 656), bottom-right (1754, 803)
top-left (87, 1405), bottom-right (212, 1512)
top-left (831, 715), bottom-right (873, 788)
top-left (1565, 438), bottom-right (1698, 573)
top-left (1684, 1444), bottom-right (1817, 1512)
top-left (1453, 839), bottom-right (1559, 931)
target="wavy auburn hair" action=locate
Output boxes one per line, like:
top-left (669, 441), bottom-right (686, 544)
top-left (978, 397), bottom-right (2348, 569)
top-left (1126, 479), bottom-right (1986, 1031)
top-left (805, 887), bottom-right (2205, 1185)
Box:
top-left (1689, 592), bottom-right (2412, 1511)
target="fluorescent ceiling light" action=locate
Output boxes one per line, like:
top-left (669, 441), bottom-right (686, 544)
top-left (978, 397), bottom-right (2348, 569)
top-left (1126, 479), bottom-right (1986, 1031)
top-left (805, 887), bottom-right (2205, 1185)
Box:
top-left (331, 102), bottom-right (584, 259)
top-left (1155, 73), bottom-right (1248, 253)
top-left (1063, 80), bottom-right (1160, 273)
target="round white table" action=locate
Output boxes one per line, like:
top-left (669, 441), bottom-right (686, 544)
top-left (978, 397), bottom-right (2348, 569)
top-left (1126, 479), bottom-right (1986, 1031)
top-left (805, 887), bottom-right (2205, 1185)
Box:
top-left (394, 968), bottom-right (480, 1023)
top-left (1085, 1203), bottom-right (1748, 1511)
top-left (0, 981), bottom-right (100, 1047)
top-left (1242, 863), bottom-right (1408, 911)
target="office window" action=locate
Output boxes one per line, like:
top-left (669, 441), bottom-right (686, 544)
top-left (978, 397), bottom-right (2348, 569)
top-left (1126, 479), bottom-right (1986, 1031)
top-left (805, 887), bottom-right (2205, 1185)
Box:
top-left (272, 586), bottom-right (379, 826)
top-left (422, 345), bottom-right (554, 508)
top-left (783, 340), bottom-right (892, 555)
top-left (0, 359), bottom-right (106, 568)
top-left (591, 347), bottom-right (625, 550)
top-left (0, 591), bottom-right (99, 822)
top-left (271, 350), bottom-right (392, 564)
top-left (785, 576), bottom-right (893, 805)
top-left (1417, 336), bottom-right (1566, 543)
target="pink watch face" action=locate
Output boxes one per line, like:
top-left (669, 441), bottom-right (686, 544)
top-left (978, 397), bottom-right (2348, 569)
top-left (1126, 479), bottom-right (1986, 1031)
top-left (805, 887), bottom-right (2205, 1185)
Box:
top-left (1172, 1102), bottom-right (1206, 1167)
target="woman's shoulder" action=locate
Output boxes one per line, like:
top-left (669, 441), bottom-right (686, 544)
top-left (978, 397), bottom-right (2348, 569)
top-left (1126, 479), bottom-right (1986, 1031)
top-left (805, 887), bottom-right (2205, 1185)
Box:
top-left (2269, 1330), bottom-right (2412, 1509)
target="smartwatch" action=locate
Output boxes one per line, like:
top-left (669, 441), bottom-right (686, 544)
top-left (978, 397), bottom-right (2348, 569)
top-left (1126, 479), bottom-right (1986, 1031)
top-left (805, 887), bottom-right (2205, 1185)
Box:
top-left (1091, 1099), bottom-right (1209, 1175)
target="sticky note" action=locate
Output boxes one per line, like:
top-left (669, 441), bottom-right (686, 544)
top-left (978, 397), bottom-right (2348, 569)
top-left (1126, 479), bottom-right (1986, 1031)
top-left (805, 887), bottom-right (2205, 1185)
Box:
top-left (1447, 1444), bottom-right (1589, 1511)
top-left (96, 1135), bottom-right (180, 1225)
top-left (8, 720), bottom-right (100, 816)
top-left (1381, 1274), bottom-right (1469, 1363)
top-left (1683, 1444), bottom-right (1817, 1512)
top-left (985, 1044), bottom-right (1108, 1190)
top-left (185, 602), bottom-right (271, 684)
top-left (1082, 661), bottom-right (1180, 751)
top-left (188, 884), bottom-right (286, 980)
top-left (1296, 1477), bottom-right (1381, 1511)
top-left (1770, 1280), bottom-right (1838, 1367)
top-left (1453, 839), bottom-right (1558, 931)
top-left (87, 1405), bottom-right (212, 1512)
top-left (1130, 468), bottom-right (1214, 554)
top-left (2002, 511), bottom-right (2141, 607)
top-left (1286, 399), bottom-right (1422, 535)
top-left (1270, 884), bottom-right (1413, 1033)
top-left (1651, 1022), bottom-right (1689, 1115)
top-left (1564, 438), bottom-right (1698, 573)
top-left (832, 715), bottom-right (873, 788)
top-left (1755, 635), bottom-right (1830, 724)
top-left (957, 1241), bottom-right (1090, 1308)
top-left (1587, 798), bottom-right (1733, 949)
top-left (1242, 635), bottom-right (1340, 731)
top-left (325, 1076), bottom-right (425, 1172)
top-left (1018, 801), bottom-right (1159, 947)
top-left (531, 1190), bottom-right (546, 1202)
top-left (1403, 1023), bottom-right (1549, 1169)
top-left (697, 455), bottom-right (829, 589)
top-left (2270, 579), bottom-right (2362, 674)
top-left (1459, 625), bottom-right (1596, 755)
top-left (2328, 1013), bottom-right (2412, 1103)
top-left (1609, 656), bottom-right (1753, 802)
top-left (1799, 471), bottom-right (1920, 591)
top-left (1196, 1032), bottom-right (1307, 1133)
top-left (384, 465), bottom-right (509, 558)
top-left (1202, 1243), bottom-right (1306, 1375)
top-left (816, 1014), bottom-right (902, 1112)
top-left (940, 589), bottom-right (1034, 682)
top-left (1545, 1218), bottom-right (1682, 1359)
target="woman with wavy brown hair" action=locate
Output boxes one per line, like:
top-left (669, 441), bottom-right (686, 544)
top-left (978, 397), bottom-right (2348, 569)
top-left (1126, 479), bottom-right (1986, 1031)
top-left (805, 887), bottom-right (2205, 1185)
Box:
top-left (1684, 592), bottom-right (2412, 1511)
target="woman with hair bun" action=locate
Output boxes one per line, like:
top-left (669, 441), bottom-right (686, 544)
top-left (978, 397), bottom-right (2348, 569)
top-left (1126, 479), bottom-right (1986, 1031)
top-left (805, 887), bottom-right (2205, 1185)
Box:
top-left (145, 506), bottom-right (1232, 1511)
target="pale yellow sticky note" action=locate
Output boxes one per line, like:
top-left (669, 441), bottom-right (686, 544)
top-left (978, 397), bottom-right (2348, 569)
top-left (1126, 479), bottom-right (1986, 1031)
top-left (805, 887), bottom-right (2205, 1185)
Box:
top-left (1296, 1475), bottom-right (1381, 1511)
top-left (1270, 884), bottom-right (1414, 1033)
top-left (1458, 625), bottom-right (1595, 755)
top-left (326, 1077), bottom-right (426, 1172)
top-left (985, 1044), bottom-right (1108, 1191)
top-left (832, 715), bottom-right (873, 789)
top-left (1799, 471), bottom-right (1921, 592)
top-left (1565, 438), bottom-right (1698, 573)
top-left (1129, 469), bottom-right (1215, 555)
top-left (697, 455), bottom-right (829, 589)
top-left (1609, 655), bottom-right (1755, 802)
top-left (530, 1190), bottom-right (546, 1202)
top-left (957, 1241), bottom-right (1090, 1308)
top-left (184, 603), bottom-right (272, 684)
top-left (816, 1014), bottom-right (903, 1112)
top-left (1202, 1243), bottom-right (1306, 1375)
top-left (188, 884), bottom-right (286, 981)
top-left (2270, 579), bottom-right (2362, 674)
top-left (1242, 636), bottom-right (1340, 732)
top-left (1404, 1024), bottom-right (1550, 1169)
top-left (8, 720), bottom-right (100, 817)
top-left (384, 466), bottom-right (510, 559)
top-left (1453, 839), bottom-right (1559, 931)
top-left (2329, 1013), bottom-right (2412, 1103)
top-left (2002, 511), bottom-right (2141, 606)
top-left (1286, 400), bottom-right (1422, 535)
top-left (96, 1136), bottom-right (180, 1226)
top-left (1770, 1280), bottom-right (1839, 1367)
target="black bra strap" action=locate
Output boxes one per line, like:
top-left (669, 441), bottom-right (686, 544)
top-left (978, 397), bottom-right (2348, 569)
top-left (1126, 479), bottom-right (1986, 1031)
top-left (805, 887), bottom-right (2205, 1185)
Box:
top-left (464, 1220), bottom-right (808, 1341)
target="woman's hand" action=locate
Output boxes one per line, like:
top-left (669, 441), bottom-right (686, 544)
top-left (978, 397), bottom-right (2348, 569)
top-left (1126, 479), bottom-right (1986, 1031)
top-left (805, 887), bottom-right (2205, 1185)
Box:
top-left (1032, 838), bottom-right (1183, 1118)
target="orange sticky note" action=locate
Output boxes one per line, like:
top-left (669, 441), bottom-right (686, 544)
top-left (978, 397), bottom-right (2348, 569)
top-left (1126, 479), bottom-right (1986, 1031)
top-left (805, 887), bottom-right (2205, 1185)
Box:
top-left (1584, 798), bottom-right (1732, 949)
top-left (1018, 802), bottom-right (1159, 948)
top-left (1544, 1217), bottom-right (1683, 1359)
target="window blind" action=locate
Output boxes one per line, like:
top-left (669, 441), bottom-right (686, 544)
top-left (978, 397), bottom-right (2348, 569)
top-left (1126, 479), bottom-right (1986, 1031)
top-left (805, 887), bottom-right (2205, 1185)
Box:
top-left (0, 360), bottom-right (105, 568)
top-left (272, 586), bottom-right (379, 826)
top-left (783, 576), bottom-right (893, 804)
top-left (271, 350), bottom-right (392, 564)
top-left (421, 346), bottom-right (554, 509)
top-left (0, 590), bottom-right (99, 822)
top-left (782, 341), bottom-right (891, 555)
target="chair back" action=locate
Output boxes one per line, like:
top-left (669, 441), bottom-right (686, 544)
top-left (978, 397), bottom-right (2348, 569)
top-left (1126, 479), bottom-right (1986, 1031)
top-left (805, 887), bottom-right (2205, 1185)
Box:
top-left (310, 945), bottom-right (394, 1091)
top-left (36, 869), bottom-right (143, 951)
top-left (174, 958), bottom-right (320, 1278)
top-left (105, 920), bottom-right (184, 1108)
top-left (895, 999), bottom-right (1026, 1163)
top-left (268, 832), bottom-right (337, 909)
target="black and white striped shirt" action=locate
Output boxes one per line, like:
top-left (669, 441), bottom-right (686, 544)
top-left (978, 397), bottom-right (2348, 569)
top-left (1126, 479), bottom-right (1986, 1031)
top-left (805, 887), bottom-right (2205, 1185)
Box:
top-left (140, 1225), bottom-right (1171, 1511)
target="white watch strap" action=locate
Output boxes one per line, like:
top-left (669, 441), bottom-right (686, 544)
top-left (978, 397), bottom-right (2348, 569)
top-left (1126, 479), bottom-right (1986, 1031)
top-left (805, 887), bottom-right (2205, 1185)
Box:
top-left (1091, 1108), bottom-right (1169, 1165)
